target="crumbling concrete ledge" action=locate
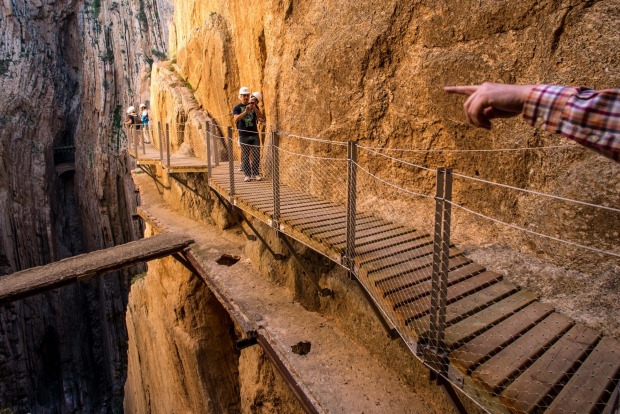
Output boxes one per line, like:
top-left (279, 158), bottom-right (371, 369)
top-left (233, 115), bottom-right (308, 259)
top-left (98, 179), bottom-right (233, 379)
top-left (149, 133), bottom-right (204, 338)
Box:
top-left (131, 172), bottom-right (444, 413)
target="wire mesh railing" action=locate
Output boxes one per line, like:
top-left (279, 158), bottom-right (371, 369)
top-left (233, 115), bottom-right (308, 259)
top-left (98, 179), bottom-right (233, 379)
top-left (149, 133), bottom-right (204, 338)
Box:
top-left (128, 118), bottom-right (620, 413)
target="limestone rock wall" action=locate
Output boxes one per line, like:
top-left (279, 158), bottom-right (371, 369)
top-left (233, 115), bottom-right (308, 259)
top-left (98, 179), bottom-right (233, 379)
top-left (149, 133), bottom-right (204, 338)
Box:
top-left (166, 0), bottom-right (619, 274)
top-left (0, 0), bottom-right (166, 412)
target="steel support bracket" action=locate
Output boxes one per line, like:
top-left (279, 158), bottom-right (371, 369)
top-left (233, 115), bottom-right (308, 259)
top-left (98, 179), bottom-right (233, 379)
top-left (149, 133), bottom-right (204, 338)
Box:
top-left (236, 209), bottom-right (287, 260)
top-left (235, 330), bottom-right (259, 350)
top-left (278, 233), bottom-right (333, 298)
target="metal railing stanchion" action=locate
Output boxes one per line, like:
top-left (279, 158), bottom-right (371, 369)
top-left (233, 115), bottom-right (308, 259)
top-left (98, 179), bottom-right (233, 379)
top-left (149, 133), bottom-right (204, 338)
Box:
top-left (141, 125), bottom-right (146, 155)
top-left (132, 127), bottom-right (138, 159)
top-left (427, 167), bottom-right (451, 376)
top-left (272, 130), bottom-right (280, 230)
top-left (206, 121), bottom-right (212, 178)
top-left (157, 122), bottom-right (163, 162)
top-left (345, 140), bottom-right (358, 272)
top-left (165, 123), bottom-right (171, 168)
top-left (227, 126), bottom-right (235, 200)
top-left (212, 123), bottom-right (220, 167)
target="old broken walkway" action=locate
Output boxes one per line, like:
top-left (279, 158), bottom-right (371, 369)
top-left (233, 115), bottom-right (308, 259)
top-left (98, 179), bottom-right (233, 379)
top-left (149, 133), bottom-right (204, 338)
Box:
top-left (0, 232), bottom-right (194, 305)
top-left (130, 123), bottom-right (620, 414)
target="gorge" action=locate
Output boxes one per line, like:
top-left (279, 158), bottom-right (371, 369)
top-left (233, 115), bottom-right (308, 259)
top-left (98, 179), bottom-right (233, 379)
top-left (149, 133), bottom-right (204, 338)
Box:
top-left (1, 0), bottom-right (619, 413)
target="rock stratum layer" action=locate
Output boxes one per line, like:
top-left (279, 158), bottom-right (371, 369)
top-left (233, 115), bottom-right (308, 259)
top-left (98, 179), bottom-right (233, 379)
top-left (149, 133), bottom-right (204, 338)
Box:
top-left (0, 0), bottom-right (169, 412)
top-left (152, 0), bottom-right (619, 335)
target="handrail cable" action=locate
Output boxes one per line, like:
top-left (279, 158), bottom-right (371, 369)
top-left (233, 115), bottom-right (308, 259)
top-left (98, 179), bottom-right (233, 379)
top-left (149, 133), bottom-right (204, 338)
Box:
top-left (448, 200), bottom-right (620, 258)
top-left (277, 146), bottom-right (347, 161)
top-left (279, 131), bottom-right (348, 146)
top-left (452, 172), bottom-right (620, 213)
top-left (358, 144), bottom-right (577, 153)
top-left (358, 146), bottom-right (435, 172)
top-left (354, 161), bottom-right (433, 200)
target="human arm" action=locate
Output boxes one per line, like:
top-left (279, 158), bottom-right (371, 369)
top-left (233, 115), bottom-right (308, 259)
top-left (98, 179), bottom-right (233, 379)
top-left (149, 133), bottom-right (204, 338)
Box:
top-left (252, 104), bottom-right (264, 122)
top-left (522, 85), bottom-right (620, 161)
top-left (444, 83), bottom-right (620, 161)
top-left (444, 83), bottom-right (535, 129)
top-left (233, 104), bottom-right (250, 124)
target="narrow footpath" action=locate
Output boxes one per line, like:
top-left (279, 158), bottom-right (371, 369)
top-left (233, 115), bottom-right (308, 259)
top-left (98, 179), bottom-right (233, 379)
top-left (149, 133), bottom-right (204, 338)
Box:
top-left (132, 172), bottom-right (448, 414)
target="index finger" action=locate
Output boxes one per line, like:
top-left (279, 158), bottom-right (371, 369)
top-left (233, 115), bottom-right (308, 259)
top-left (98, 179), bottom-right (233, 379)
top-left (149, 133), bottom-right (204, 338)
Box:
top-left (443, 85), bottom-right (480, 96)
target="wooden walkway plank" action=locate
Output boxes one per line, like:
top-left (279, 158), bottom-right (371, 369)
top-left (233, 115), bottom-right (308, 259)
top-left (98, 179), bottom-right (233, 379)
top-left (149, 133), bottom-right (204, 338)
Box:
top-left (544, 336), bottom-right (620, 414)
top-left (374, 253), bottom-right (474, 291)
top-left (259, 201), bottom-right (338, 215)
top-left (355, 233), bottom-right (433, 266)
top-left (355, 232), bottom-right (432, 257)
top-left (332, 227), bottom-right (418, 251)
top-left (501, 324), bottom-right (601, 414)
top-left (393, 270), bottom-right (502, 318)
top-left (371, 248), bottom-right (465, 291)
top-left (411, 281), bottom-right (519, 339)
top-left (443, 290), bottom-right (539, 348)
top-left (308, 217), bottom-right (384, 240)
top-left (450, 302), bottom-right (555, 374)
top-left (472, 313), bottom-right (574, 394)
top-left (305, 216), bottom-right (383, 238)
top-left (0, 232), bottom-right (194, 305)
top-left (321, 223), bottom-right (407, 245)
top-left (380, 262), bottom-right (484, 297)
top-left (289, 213), bottom-right (348, 231)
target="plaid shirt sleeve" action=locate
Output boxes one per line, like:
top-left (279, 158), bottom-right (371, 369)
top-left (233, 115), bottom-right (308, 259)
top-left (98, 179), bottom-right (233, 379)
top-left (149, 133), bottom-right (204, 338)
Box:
top-left (522, 85), bottom-right (620, 161)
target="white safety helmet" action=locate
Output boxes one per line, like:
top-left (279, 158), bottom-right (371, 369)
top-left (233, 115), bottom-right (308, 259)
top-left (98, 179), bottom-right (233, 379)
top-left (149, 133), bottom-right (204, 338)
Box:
top-left (238, 86), bottom-right (251, 96)
top-left (127, 106), bottom-right (135, 114)
top-left (140, 103), bottom-right (146, 109)
top-left (251, 91), bottom-right (262, 102)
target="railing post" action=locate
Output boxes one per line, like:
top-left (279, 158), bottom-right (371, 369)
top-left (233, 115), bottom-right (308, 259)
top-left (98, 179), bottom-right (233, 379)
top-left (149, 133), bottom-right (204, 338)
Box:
top-left (427, 167), bottom-right (451, 376)
top-left (271, 130), bottom-right (280, 230)
top-left (141, 124), bottom-right (146, 155)
top-left (212, 123), bottom-right (220, 167)
top-left (132, 127), bottom-right (138, 159)
top-left (157, 122), bottom-right (163, 162)
top-left (165, 123), bottom-right (171, 168)
top-left (206, 121), bottom-right (212, 178)
top-left (227, 126), bottom-right (235, 200)
top-left (345, 140), bottom-right (358, 272)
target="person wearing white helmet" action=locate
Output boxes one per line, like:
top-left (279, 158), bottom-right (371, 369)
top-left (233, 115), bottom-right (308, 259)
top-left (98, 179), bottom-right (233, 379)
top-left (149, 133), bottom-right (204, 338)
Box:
top-left (139, 103), bottom-right (151, 143)
top-left (124, 106), bottom-right (140, 130)
top-left (233, 86), bottom-right (264, 181)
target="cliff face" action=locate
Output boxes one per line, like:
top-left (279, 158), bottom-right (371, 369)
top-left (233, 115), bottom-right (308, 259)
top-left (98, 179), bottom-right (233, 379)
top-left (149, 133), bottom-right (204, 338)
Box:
top-left (122, 0), bottom-right (619, 409)
top-left (166, 0), bottom-right (619, 272)
top-left (0, 0), bottom-right (166, 412)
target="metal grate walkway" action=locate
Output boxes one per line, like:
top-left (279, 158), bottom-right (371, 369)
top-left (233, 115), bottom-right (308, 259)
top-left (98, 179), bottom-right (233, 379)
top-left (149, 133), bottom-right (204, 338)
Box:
top-left (208, 160), bottom-right (620, 414)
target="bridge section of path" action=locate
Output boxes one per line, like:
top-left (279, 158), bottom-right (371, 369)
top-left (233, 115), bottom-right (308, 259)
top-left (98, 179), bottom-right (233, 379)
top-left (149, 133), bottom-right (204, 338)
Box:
top-left (207, 159), bottom-right (620, 414)
top-left (0, 232), bottom-right (194, 305)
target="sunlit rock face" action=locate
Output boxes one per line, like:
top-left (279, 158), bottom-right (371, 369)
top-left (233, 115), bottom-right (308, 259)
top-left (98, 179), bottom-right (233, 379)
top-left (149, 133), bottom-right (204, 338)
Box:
top-left (0, 0), bottom-right (165, 412)
top-left (166, 0), bottom-right (619, 271)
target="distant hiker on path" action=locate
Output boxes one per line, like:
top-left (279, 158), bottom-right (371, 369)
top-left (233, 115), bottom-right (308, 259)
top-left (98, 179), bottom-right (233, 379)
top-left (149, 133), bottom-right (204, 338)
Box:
top-left (233, 86), bottom-right (264, 181)
top-left (444, 82), bottom-right (620, 161)
top-left (140, 103), bottom-right (151, 144)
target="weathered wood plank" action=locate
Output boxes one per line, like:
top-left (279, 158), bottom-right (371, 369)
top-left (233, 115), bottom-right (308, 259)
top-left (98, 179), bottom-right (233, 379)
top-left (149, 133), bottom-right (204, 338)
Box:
top-left (545, 336), bottom-right (620, 414)
top-left (376, 256), bottom-right (476, 294)
top-left (322, 223), bottom-right (406, 245)
top-left (394, 270), bottom-right (502, 320)
top-left (412, 281), bottom-right (519, 338)
top-left (0, 232), bottom-right (194, 305)
top-left (472, 312), bottom-right (573, 394)
top-left (443, 290), bottom-right (538, 348)
top-left (501, 324), bottom-right (600, 414)
top-left (450, 302), bottom-right (555, 374)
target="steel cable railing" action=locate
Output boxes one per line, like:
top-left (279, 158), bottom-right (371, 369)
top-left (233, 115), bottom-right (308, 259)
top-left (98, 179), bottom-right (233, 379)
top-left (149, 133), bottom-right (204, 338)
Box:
top-left (128, 120), bottom-right (619, 414)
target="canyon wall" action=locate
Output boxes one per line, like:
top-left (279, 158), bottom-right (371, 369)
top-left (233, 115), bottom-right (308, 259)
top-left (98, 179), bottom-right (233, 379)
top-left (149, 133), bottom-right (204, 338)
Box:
top-left (124, 1), bottom-right (620, 409)
top-left (0, 0), bottom-right (166, 412)
top-left (166, 0), bottom-right (619, 273)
